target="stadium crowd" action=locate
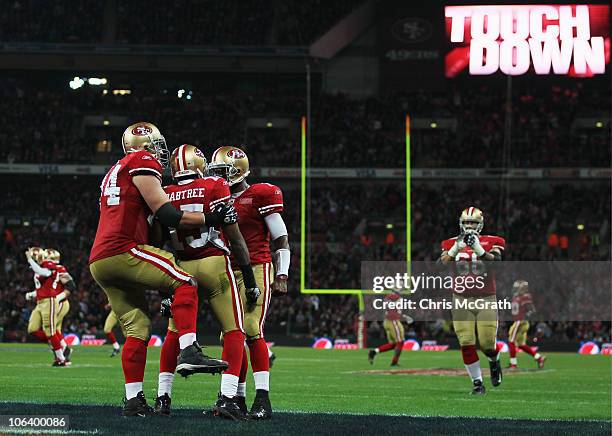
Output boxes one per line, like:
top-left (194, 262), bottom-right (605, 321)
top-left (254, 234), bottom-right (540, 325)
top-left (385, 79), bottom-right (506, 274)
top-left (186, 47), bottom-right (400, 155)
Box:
top-left (0, 0), bottom-right (360, 45)
top-left (0, 79), bottom-right (608, 168)
top-left (0, 175), bottom-right (609, 345)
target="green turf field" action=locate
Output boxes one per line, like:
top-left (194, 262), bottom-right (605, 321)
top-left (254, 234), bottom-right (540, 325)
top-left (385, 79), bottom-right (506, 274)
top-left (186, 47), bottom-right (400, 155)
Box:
top-left (0, 344), bottom-right (610, 434)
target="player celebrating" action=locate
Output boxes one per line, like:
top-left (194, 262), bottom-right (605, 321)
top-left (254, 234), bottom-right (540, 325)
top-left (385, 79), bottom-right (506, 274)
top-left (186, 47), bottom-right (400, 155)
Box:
top-left (508, 280), bottom-right (546, 369)
top-left (439, 207), bottom-right (505, 395)
top-left (103, 304), bottom-right (122, 357)
top-left (208, 145), bottom-right (290, 420)
top-left (153, 144), bottom-right (256, 420)
top-left (25, 247), bottom-right (76, 366)
top-left (89, 122), bottom-right (230, 417)
top-left (368, 291), bottom-right (413, 366)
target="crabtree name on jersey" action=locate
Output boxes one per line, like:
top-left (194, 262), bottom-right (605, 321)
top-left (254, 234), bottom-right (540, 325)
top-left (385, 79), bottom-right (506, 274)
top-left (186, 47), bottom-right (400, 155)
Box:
top-left (446, 5), bottom-right (607, 75)
top-left (167, 188), bottom-right (205, 202)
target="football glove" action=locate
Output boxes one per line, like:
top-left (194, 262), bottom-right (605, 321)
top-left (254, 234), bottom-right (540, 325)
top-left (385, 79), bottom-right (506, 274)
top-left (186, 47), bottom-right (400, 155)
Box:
top-left (464, 234), bottom-right (485, 257)
top-left (160, 296), bottom-right (173, 318)
top-left (205, 203), bottom-right (238, 228)
top-left (246, 286), bottom-right (261, 305)
top-left (25, 291), bottom-right (36, 301)
top-left (447, 237), bottom-right (467, 257)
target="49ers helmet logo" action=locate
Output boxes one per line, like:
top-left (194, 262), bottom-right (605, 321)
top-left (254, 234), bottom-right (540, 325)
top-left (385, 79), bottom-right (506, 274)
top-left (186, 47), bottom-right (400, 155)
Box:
top-left (227, 148), bottom-right (246, 159)
top-left (132, 125), bottom-right (153, 136)
top-left (194, 148), bottom-right (205, 158)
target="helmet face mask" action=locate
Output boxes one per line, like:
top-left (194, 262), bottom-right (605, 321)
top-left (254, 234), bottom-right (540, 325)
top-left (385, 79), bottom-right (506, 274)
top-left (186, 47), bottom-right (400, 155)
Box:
top-left (459, 207), bottom-right (484, 235)
top-left (44, 248), bottom-right (60, 263)
top-left (209, 146), bottom-right (250, 186)
top-left (122, 122), bottom-right (170, 168)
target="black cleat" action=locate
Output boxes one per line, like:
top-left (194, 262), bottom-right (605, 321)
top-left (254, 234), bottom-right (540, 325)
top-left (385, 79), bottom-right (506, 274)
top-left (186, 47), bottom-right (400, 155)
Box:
top-left (471, 379), bottom-right (486, 395)
top-left (489, 358), bottom-right (503, 387)
top-left (110, 347), bottom-right (121, 357)
top-left (368, 349), bottom-right (376, 365)
top-left (390, 362), bottom-right (399, 367)
top-left (176, 341), bottom-right (228, 378)
top-left (235, 396), bottom-right (248, 415)
top-left (123, 391), bottom-right (155, 417)
top-left (269, 352), bottom-right (276, 368)
top-left (249, 390), bottom-right (272, 420)
top-left (213, 395), bottom-right (246, 421)
top-left (63, 347), bottom-right (72, 363)
top-left (52, 359), bottom-right (70, 367)
top-left (154, 393), bottom-right (171, 417)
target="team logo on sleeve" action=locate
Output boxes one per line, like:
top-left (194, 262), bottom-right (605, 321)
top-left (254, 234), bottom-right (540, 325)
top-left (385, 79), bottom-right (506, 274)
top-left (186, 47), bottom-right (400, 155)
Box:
top-left (227, 149), bottom-right (246, 159)
top-left (132, 125), bottom-right (153, 136)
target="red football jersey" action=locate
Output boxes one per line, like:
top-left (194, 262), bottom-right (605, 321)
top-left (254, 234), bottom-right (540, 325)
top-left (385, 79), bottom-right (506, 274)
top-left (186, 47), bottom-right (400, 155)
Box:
top-left (229, 183), bottom-right (284, 266)
top-left (164, 176), bottom-right (231, 261)
top-left (35, 261), bottom-right (67, 300)
top-left (511, 292), bottom-right (533, 321)
top-left (89, 150), bottom-right (163, 263)
top-left (385, 293), bottom-right (402, 321)
top-left (440, 234), bottom-right (506, 296)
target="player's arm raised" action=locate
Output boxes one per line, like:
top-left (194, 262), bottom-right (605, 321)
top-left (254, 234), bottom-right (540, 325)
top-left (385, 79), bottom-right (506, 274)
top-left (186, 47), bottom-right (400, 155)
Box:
top-left (439, 238), bottom-right (466, 263)
top-left (265, 213), bottom-right (290, 296)
top-left (25, 250), bottom-right (52, 277)
top-left (133, 175), bottom-right (206, 228)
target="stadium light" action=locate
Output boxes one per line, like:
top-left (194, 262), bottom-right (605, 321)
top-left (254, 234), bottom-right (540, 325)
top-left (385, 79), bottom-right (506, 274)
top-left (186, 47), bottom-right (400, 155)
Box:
top-left (88, 78), bottom-right (108, 86)
top-left (386, 223), bottom-right (394, 229)
top-left (69, 76), bottom-right (85, 90)
top-left (595, 121), bottom-right (603, 128)
top-left (577, 224), bottom-right (585, 230)
top-left (177, 89), bottom-right (185, 98)
top-left (430, 122), bottom-right (438, 128)
top-left (103, 120), bottom-right (110, 126)
top-left (112, 89), bottom-right (131, 95)
top-left (266, 121), bottom-right (273, 128)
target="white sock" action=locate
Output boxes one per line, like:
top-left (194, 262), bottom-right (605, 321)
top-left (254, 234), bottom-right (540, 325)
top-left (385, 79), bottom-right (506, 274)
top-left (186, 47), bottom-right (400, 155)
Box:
top-left (125, 382), bottom-right (142, 400)
top-left (253, 371), bottom-right (270, 391)
top-left (510, 357), bottom-right (518, 365)
top-left (237, 382), bottom-right (246, 397)
top-left (60, 339), bottom-right (67, 349)
top-left (534, 353), bottom-right (541, 360)
top-left (374, 348), bottom-right (380, 353)
top-left (54, 348), bottom-right (65, 361)
top-left (178, 333), bottom-right (197, 350)
top-left (465, 361), bottom-right (482, 382)
top-left (220, 374), bottom-right (239, 398)
top-left (158, 372), bottom-right (174, 397)
top-left (113, 342), bottom-right (120, 350)
top-left (267, 347), bottom-right (273, 358)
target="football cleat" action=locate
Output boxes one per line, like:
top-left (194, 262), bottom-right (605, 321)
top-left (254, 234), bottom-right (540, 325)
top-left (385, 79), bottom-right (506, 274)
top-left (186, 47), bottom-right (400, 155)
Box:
top-left (213, 395), bottom-right (246, 421)
top-left (471, 379), bottom-right (486, 395)
top-left (489, 358), bottom-right (503, 387)
top-left (249, 390), bottom-right (272, 420)
top-left (368, 349), bottom-right (376, 365)
top-left (63, 346), bottom-right (72, 363)
top-left (235, 396), bottom-right (248, 415)
top-left (176, 341), bottom-right (228, 378)
top-left (537, 355), bottom-right (546, 369)
top-left (154, 393), bottom-right (171, 417)
top-left (52, 359), bottom-right (70, 367)
top-left (110, 347), bottom-right (121, 357)
top-left (390, 361), bottom-right (400, 367)
top-left (123, 392), bottom-right (156, 417)
top-left (508, 364), bottom-right (518, 370)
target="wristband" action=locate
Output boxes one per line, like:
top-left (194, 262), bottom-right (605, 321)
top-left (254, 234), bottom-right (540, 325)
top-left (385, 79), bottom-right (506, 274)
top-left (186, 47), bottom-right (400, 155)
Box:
top-left (472, 243), bottom-right (486, 257)
top-left (156, 202), bottom-right (184, 228)
top-left (240, 264), bottom-right (257, 289)
top-left (448, 242), bottom-right (460, 257)
top-left (273, 248), bottom-right (290, 277)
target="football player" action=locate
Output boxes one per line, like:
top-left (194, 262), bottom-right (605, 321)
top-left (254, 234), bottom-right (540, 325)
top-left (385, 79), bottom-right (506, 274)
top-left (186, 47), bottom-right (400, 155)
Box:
top-left (208, 145), bottom-right (291, 420)
top-left (89, 122), bottom-right (230, 417)
top-left (152, 144), bottom-right (256, 420)
top-left (103, 303), bottom-right (122, 357)
top-left (368, 291), bottom-right (413, 366)
top-left (439, 207), bottom-right (505, 395)
top-left (25, 247), bottom-right (75, 366)
top-left (508, 280), bottom-right (546, 369)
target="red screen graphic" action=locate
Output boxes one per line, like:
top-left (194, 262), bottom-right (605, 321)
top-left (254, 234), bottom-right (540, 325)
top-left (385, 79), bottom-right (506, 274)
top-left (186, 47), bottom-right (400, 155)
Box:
top-left (445, 4), bottom-right (610, 77)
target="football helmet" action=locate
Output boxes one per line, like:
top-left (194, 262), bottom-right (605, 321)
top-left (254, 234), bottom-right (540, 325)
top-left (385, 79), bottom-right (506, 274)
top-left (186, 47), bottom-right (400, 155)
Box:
top-left (459, 207), bottom-right (484, 234)
top-left (122, 122), bottom-right (170, 168)
top-left (512, 280), bottom-right (529, 295)
top-left (208, 146), bottom-right (250, 186)
top-left (170, 144), bottom-right (207, 180)
top-left (45, 248), bottom-right (61, 263)
top-left (28, 247), bottom-right (46, 264)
